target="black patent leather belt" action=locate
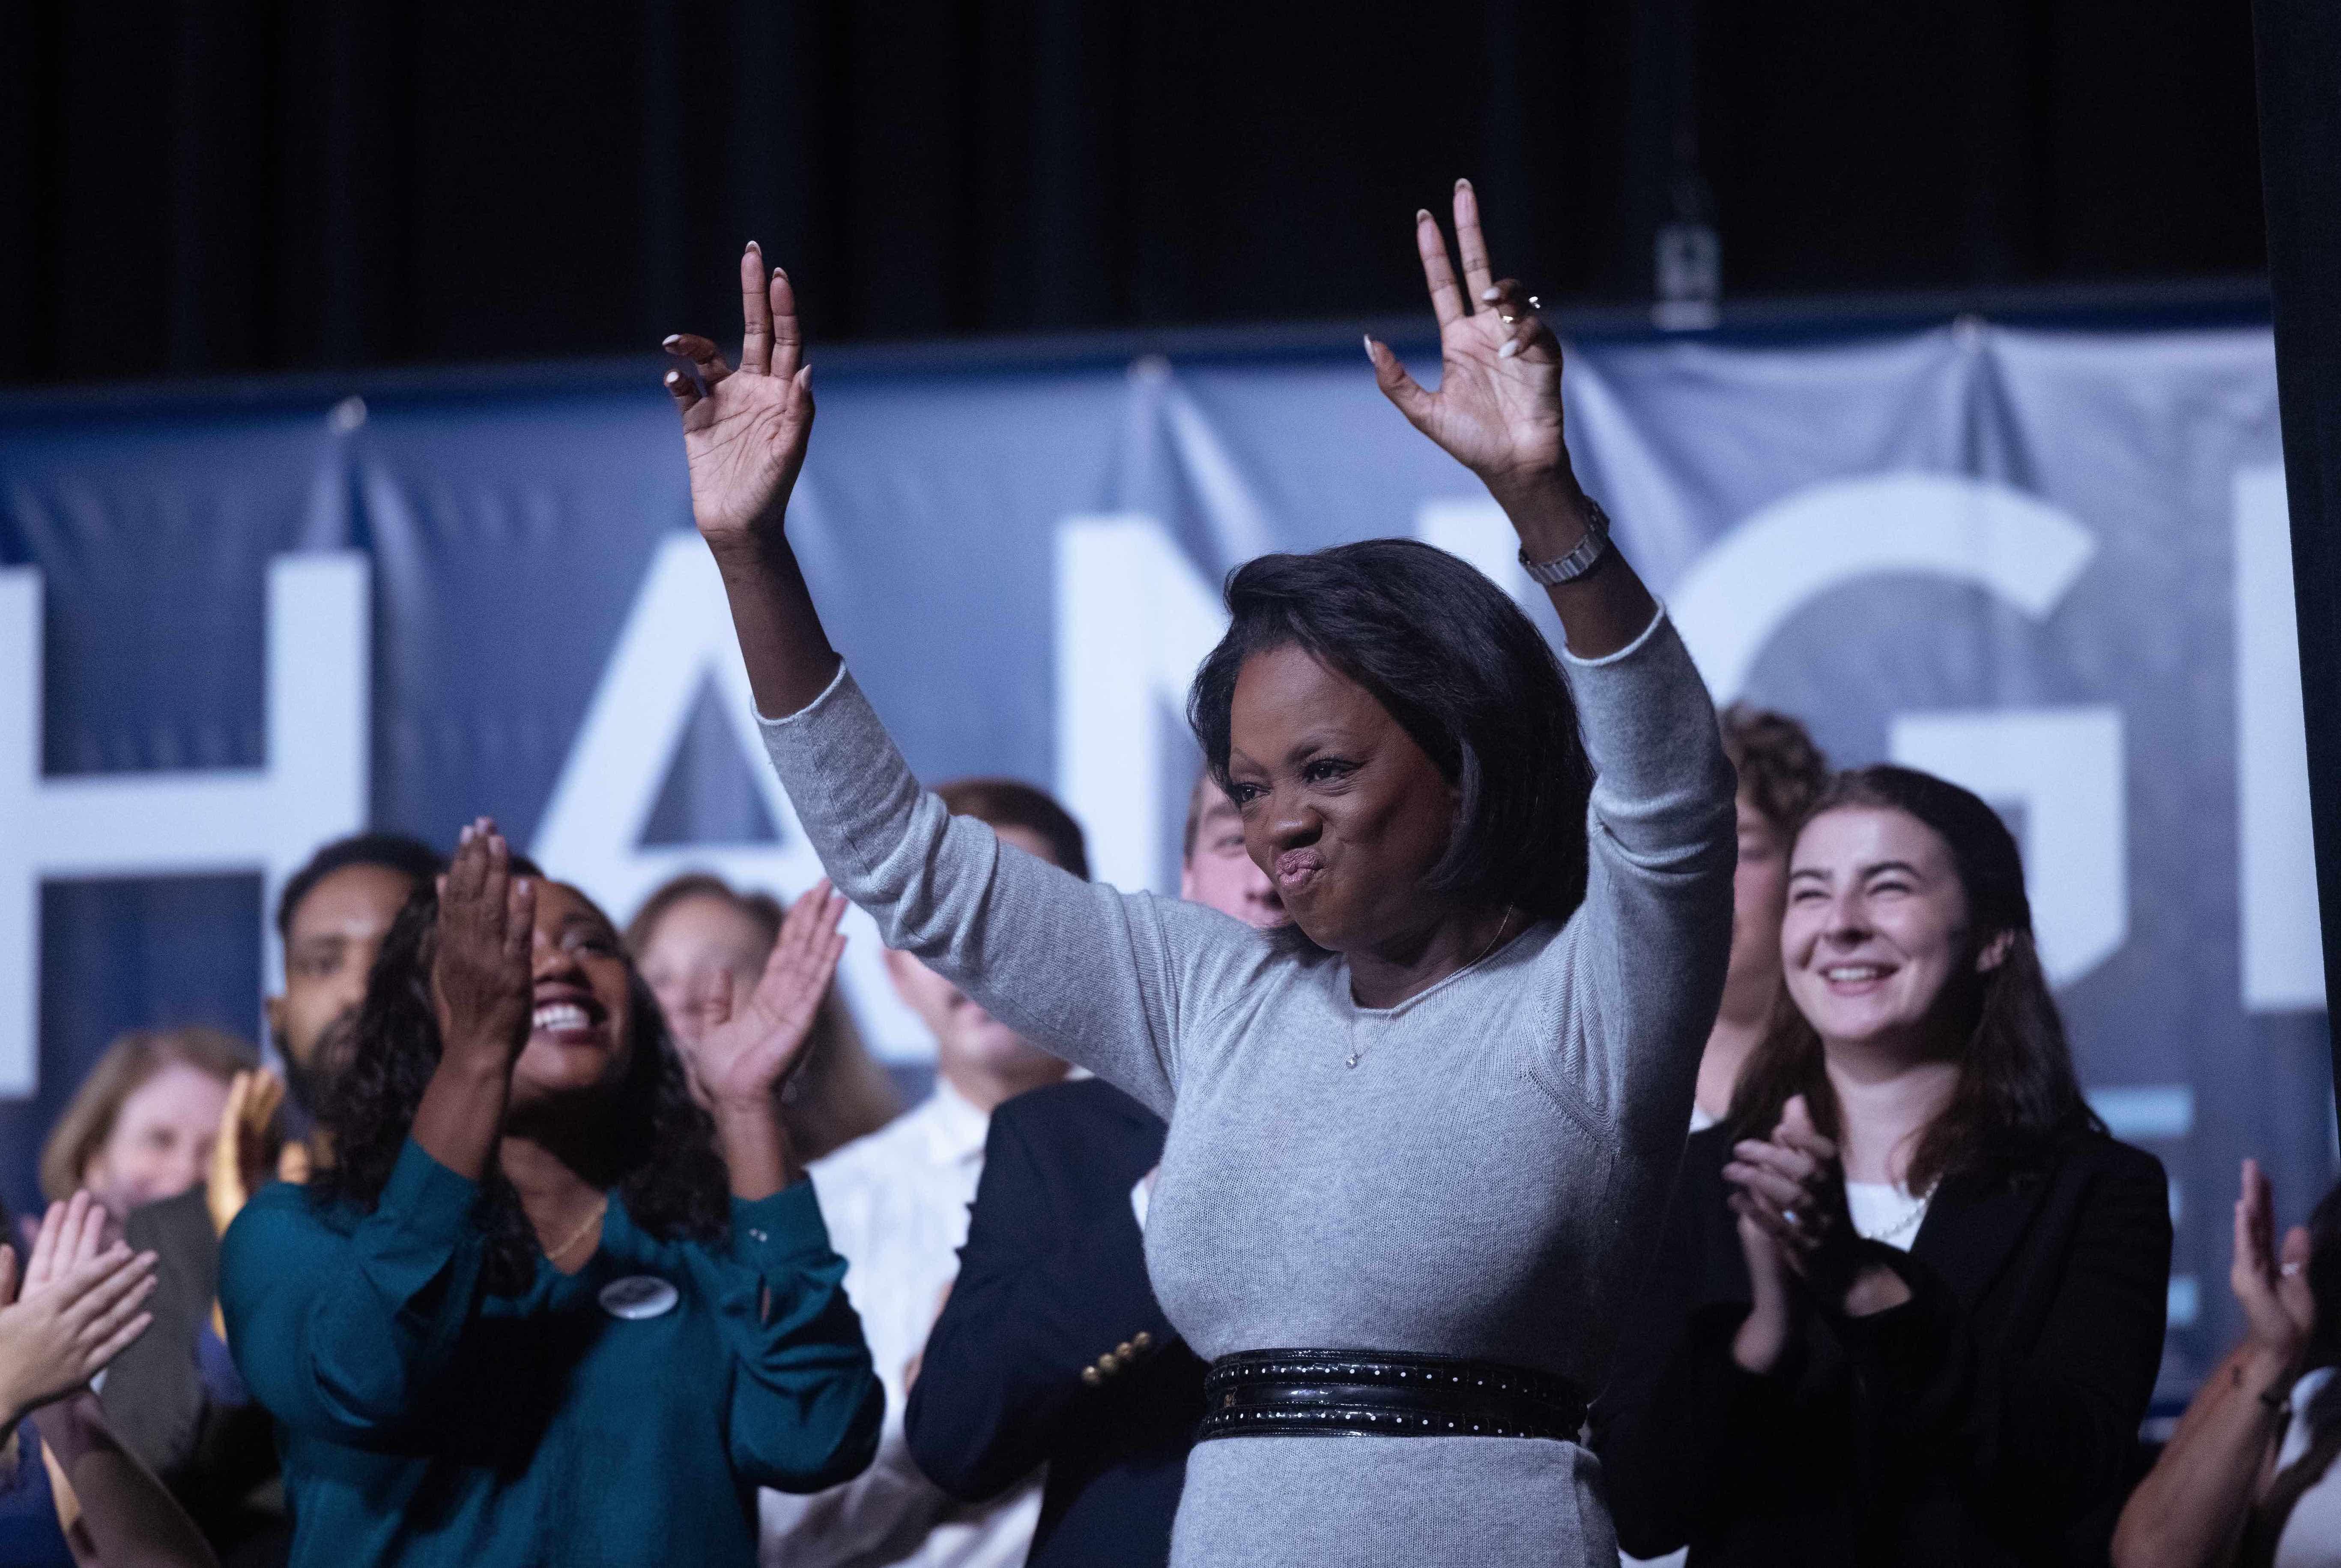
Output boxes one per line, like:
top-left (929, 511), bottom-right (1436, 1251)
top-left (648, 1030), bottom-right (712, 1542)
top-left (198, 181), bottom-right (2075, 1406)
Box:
top-left (1197, 1349), bottom-right (1587, 1443)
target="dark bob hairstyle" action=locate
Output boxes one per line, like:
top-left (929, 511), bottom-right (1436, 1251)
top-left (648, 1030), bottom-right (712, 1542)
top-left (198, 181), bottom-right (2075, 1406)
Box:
top-left (1729, 764), bottom-right (2099, 1193)
top-left (311, 867), bottom-right (732, 1293)
top-left (1185, 538), bottom-right (1593, 930)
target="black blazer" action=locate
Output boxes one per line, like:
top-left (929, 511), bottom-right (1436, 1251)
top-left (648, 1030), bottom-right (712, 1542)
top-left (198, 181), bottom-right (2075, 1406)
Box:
top-left (1592, 1121), bottom-right (2170, 1568)
top-left (906, 1078), bottom-right (1205, 1568)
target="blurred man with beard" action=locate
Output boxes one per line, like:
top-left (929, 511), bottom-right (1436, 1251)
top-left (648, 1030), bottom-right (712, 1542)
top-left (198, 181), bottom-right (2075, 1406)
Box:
top-left (99, 832), bottom-right (441, 1556)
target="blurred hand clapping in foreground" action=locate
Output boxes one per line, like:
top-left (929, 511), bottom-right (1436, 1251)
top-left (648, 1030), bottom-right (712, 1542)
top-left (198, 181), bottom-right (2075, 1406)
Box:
top-left (0, 1192), bottom-right (158, 1424)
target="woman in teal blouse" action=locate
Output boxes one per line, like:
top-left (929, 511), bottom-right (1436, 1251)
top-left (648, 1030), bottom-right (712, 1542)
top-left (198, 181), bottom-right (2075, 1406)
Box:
top-left (221, 822), bottom-right (883, 1567)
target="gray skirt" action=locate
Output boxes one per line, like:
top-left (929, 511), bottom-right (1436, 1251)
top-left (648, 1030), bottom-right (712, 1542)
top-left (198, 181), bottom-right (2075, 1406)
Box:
top-left (1172, 1432), bottom-right (1616, 1568)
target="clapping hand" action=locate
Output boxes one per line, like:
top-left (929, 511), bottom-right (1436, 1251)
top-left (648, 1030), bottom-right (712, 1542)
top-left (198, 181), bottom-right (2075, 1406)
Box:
top-left (1720, 1096), bottom-right (1846, 1373)
top-left (0, 1194), bottom-right (158, 1423)
top-left (207, 1069), bottom-right (286, 1239)
top-left (432, 819), bottom-right (536, 1075)
top-left (677, 883), bottom-right (848, 1114)
top-left (1367, 180), bottom-right (1568, 504)
top-left (2233, 1157), bottom-right (2314, 1373)
top-left (664, 245), bottom-right (815, 558)
top-left (1726, 1095), bottom-right (1914, 1323)
top-left (1724, 1095), bottom-right (1847, 1271)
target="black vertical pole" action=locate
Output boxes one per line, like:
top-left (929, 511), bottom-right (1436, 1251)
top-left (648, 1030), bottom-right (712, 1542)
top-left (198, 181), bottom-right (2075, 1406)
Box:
top-left (2251, 0), bottom-right (2341, 1114)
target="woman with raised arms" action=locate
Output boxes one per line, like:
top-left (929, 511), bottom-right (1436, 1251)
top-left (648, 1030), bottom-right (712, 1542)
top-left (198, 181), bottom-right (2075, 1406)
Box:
top-left (662, 182), bottom-right (1737, 1568)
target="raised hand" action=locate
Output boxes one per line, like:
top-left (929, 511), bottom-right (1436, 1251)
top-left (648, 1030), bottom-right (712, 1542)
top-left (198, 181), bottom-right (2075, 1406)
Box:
top-left (431, 819), bottom-right (536, 1075)
top-left (207, 1068), bottom-right (286, 1239)
top-left (2233, 1158), bottom-right (2314, 1369)
top-left (680, 883), bottom-right (848, 1112)
top-left (1367, 180), bottom-right (1567, 501)
top-left (664, 244), bottom-right (816, 556)
top-left (0, 1195), bottom-right (158, 1422)
top-left (1365, 182), bottom-right (1657, 657)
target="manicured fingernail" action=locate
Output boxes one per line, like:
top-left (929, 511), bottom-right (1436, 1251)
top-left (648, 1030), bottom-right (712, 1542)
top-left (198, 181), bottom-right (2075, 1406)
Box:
top-left (746, 239), bottom-right (761, 252)
top-left (1482, 287), bottom-right (1500, 301)
top-left (1499, 338), bottom-right (1520, 358)
top-left (662, 334), bottom-right (681, 347)
top-left (1416, 209), bottom-right (1432, 223)
top-left (1362, 335), bottom-right (1375, 358)
top-left (774, 266), bottom-right (786, 281)
top-left (514, 878), bottom-right (529, 896)
top-left (665, 369), bottom-right (682, 385)
top-left (1456, 177), bottom-right (1472, 191)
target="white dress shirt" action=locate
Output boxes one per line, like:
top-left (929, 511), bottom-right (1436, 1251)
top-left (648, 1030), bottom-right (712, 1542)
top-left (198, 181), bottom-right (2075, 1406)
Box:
top-left (2277, 1367), bottom-right (2341, 1568)
top-left (760, 1084), bottom-right (1042, 1568)
top-left (1844, 1180), bottom-right (1932, 1251)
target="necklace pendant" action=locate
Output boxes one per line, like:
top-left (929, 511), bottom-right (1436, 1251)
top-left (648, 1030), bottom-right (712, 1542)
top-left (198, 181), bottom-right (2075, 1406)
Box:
top-left (1344, 1051), bottom-right (1360, 1069)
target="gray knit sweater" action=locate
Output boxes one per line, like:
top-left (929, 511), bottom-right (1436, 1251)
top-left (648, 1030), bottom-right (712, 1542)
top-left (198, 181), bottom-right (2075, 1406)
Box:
top-left (758, 609), bottom-right (1736, 1568)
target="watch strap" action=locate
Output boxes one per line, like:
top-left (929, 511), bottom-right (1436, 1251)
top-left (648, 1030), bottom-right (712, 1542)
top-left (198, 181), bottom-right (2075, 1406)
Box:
top-left (1517, 496), bottom-right (1613, 585)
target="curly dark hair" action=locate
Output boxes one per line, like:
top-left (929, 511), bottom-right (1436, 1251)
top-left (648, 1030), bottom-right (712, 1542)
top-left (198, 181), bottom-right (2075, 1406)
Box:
top-left (1727, 765), bottom-right (2099, 1193)
top-left (311, 874), bottom-right (732, 1293)
top-left (1719, 704), bottom-right (1829, 835)
top-left (1186, 539), bottom-right (1592, 940)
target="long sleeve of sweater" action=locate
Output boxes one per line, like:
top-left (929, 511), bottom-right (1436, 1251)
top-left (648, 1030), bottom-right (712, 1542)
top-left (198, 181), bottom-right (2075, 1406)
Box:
top-left (757, 665), bottom-right (1265, 1118)
top-left (1535, 609), bottom-right (1737, 1147)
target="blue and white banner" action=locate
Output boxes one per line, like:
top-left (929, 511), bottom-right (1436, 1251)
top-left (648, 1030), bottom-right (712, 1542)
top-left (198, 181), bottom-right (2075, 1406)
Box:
top-left (0, 319), bottom-right (2317, 1395)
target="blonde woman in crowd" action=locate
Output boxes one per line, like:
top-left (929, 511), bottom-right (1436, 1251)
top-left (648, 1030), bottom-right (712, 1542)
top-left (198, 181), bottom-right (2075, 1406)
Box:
top-left (39, 1030), bottom-right (256, 1223)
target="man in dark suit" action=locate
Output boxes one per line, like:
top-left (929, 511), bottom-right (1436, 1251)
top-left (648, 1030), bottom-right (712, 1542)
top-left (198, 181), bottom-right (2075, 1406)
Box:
top-left (905, 775), bottom-right (1281, 1567)
top-left (101, 833), bottom-right (441, 1560)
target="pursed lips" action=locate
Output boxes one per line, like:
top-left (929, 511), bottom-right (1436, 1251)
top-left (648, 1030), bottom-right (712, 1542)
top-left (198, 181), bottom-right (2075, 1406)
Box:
top-left (1273, 848), bottom-right (1324, 894)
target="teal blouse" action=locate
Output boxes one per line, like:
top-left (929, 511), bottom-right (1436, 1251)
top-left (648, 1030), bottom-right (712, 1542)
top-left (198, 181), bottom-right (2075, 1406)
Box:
top-left (220, 1138), bottom-right (882, 1568)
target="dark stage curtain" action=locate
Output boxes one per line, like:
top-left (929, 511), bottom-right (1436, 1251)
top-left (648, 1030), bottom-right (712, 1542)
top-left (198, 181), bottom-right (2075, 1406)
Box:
top-left (0, 0), bottom-right (2266, 386)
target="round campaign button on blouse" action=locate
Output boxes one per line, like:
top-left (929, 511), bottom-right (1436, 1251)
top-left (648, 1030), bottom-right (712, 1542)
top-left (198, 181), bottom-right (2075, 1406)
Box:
top-left (598, 1275), bottom-right (680, 1321)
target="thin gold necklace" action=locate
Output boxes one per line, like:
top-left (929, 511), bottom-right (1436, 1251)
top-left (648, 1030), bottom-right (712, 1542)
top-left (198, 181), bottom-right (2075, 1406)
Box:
top-left (1346, 907), bottom-right (1516, 1069)
top-left (543, 1197), bottom-right (609, 1265)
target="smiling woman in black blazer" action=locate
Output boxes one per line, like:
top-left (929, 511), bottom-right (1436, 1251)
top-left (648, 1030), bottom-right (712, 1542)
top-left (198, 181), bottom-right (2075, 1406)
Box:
top-left (1593, 765), bottom-right (2171, 1567)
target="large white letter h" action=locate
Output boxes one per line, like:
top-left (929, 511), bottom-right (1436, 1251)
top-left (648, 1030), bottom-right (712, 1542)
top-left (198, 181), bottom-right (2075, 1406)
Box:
top-left (0, 556), bottom-right (369, 1095)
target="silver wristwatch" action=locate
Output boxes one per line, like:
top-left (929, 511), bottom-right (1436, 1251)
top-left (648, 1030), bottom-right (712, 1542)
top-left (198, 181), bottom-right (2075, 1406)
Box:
top-left (1517, 496), bottom-right (1612, 585)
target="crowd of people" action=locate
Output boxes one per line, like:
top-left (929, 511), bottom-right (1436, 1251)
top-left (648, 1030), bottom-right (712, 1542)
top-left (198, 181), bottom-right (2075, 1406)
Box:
top-left (0, 183), bottom-right (2333, 1568)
